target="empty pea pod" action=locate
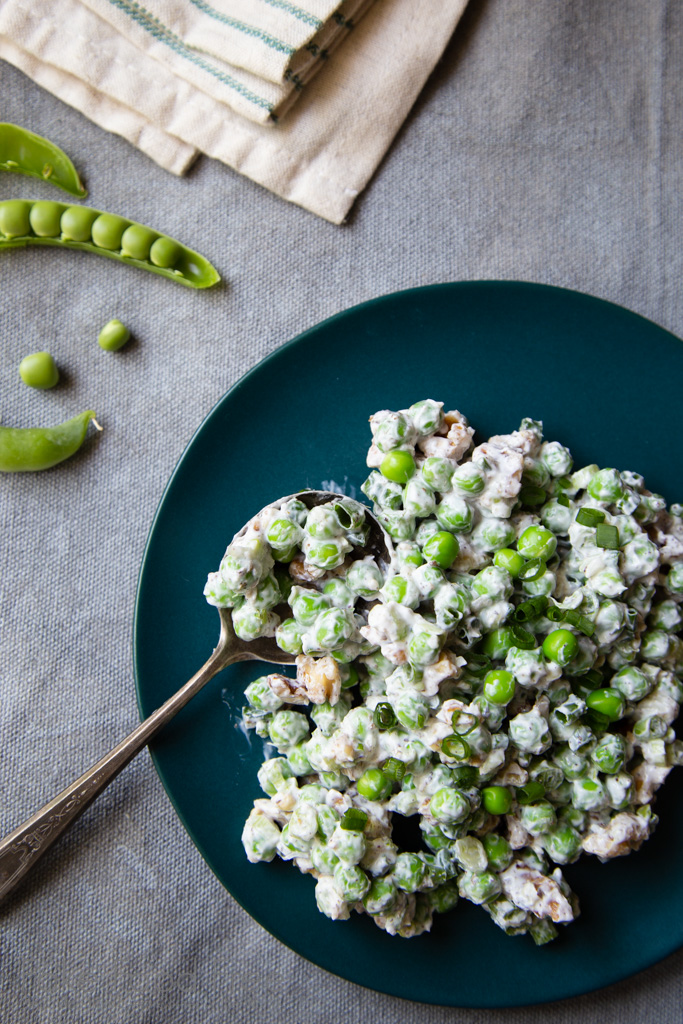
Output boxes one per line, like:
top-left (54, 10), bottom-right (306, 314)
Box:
top-left (0, 200), bottom-right (220, 288)
top-left (0, 410), bottom-right (100, 472)
top-left (0, 123), bottom-right (86, 197)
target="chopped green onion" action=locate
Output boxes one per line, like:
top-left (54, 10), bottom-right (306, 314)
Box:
top-left (564, 609), bottom-right (595, 636)
top-left (373, 701), bottom-right (397, 730)
top-left (517, 558), bottom-right (546, 582)
top-left (519, 485), bottom-right (547, 506)
top-left (575, 507), bottom-right (606, 527)
top-left (465, 653), bottom-right (491, 677)
top-left (596, 523), bottom-right (619, 549)
top-left (340, 808), bottom-right (368, 831)
top-left (516, 781), bottom-right (546, 805)
top-left (441, 734), bottom-right (471, 760)
top-left (556, 494), bottom-right (570, 508)
top-left (451, 765), bottom-right (478, 786)
top-left (513, 596), bottom-right (548, 622)
top-left (546, 605), bottom-right (565, 622)
top-left (584, 709), bottom-right (610, 732)
top-left (511, 624), bottom-right (536, 649)
top-left (382, 757), bottom-right (406, 781)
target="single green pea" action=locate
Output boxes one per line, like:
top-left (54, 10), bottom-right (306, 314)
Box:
top-left (98, 319), bottom-right (131, 351)
top-left (482, 668), bottom-right (515, 705)
top-left (91, 213), bottom-right (129, 250)
top-left (356, 767), bottom-right (391, 801)
top-left (481, 785), bottom-right (513, 815)
top-left (120, 223), bottom-right (158, 260)
top-left (393, 852), bottom-right (428, 893)
top-left (542, 629), bottom-right (579, 665)
top-left (150, 236), bottom-right (182, 269)
top-left (452, 463), bottom-right (485, 494)
top-left (481, 626), bottom-right (516, 660)
top-left (587, 468), bottom-right (623, 503)
top-left (0, 199), bottom-right (32, 238)
top-left (430, 787), bottom-right (470, 823)
top-left (585, 688), bottom-right (625, 721)
top-left (516, 781), bottom-right (545, 805)
top-left (422, 530), bottom-right (459, 568)
top-left (28, 200), bottom-right (63, 237)
top-left (18, 351), bottom-right (59, 389)
top-left (493, 548), bottom-right (525, 577)
top-left (380, 449), bottom-right (416, 483)
top-left (517, 525), bottom-right (558, 561)
top-left (60, 206), bottom-right (98, 242)
top-left (482, 833), bottom-right (513, 871)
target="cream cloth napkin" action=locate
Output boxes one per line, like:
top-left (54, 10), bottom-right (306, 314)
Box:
top-left (0, 0), bottom-right (469, 223)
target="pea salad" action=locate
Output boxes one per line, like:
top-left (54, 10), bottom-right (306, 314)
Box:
top-left (204, 400), bottom-right (683, 943)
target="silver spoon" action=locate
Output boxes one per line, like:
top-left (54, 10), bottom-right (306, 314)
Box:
top-left (0, 490), bottom-right (390, 902)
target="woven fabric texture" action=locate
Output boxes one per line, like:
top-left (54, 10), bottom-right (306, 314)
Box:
top-left (1, 1), bottom-right (683, 1021)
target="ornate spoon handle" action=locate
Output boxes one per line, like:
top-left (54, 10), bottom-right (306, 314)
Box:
top-left (0, 640), bottom-right (234, 902)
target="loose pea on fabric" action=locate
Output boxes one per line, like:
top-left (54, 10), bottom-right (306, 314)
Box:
top-left (0, 200), bottom-right (220, 288)
top-left (0, 123), bottom-right (86, 197)
top-left (0, 410), bottom-right (100, 472)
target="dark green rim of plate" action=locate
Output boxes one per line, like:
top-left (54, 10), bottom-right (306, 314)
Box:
top-left (134, 281), bottom-right (683, 1008)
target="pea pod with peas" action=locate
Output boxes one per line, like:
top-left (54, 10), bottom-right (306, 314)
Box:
top-left (0, 199), bottom-right (220, 288)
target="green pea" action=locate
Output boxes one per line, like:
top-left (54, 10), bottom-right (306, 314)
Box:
top-left (452, 463), bottom-right (485, 494)
top-left (18, 351), bottom-right (59, 389)
top-left (363, 877), bottom-right (398, 915)
top-left (315, 608), bottom-right (353, 649)
top-left (421, 456), bottom-right (454, 492)
top-left (481, 626), bottom-right (516, 660)
top-left (430, 787), bottom-right (469, 823)
top-left (473, 518), bottom-right (516, 552)
top-left (493, 548), bottom-right (525, 577)
top-left (98, 319), bottom-right (131, 351)
top-left (481, 785), bottom-right (513, 815)
top-left (666, 563), bottom-right (683, 594)
top-left (590, 733), bottom-right (626, 774)
top-left (91, 213), bottom-right (129, 250)
top-left (120, 223), bottom-right (158, 260)
top-left (380, 449), bottom-right (415, 483)
top-left (422, 530), bottom-right (459, 568)
top-left (542, 629), bottom-right (579, 665)
top-left (428, 881), bottom-right (460, 913)
top-left (436, 495), bottom-right (473, 532)
top-left (483, 669), bottom-right (515, 705)
top-left (60, 206), bottom-right (98, 242)
top-left (148, 235), bottom-right (181, 269)
top-left (0, 199), bottom-right (31, 238)
top-left (587, 468), bottom-right (623, 502)
top-left (519, 800), bottom-right (556, 836)
top-left (585, 688), bottom-right (625, 721)
top-left (542, 823), bottom-right (582, 864)
top-left (28, 200), bottom-right (63, 237)
top-left (482, 832), bottom-right (512, 871)
top-left (517, 525), bottom-right (557, 561)
top-left (356, 767), bottom-right (391, 801)
top-left (393, 852), bottom-right (428, 892)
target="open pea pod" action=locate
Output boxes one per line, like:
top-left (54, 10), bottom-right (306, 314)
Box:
top-left (0, 123), bottom-right (86, 198)
top-left (0, 410), bottom-right (99, 472)
top-left (0, 200), bottom-right (220, 288)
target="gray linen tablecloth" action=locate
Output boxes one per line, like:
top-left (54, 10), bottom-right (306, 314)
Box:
top-left (2, 1), bottom-right (683, 1021)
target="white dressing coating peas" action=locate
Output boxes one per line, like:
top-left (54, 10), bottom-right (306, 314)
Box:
top-left (213, 401), bottom-right (683, 942)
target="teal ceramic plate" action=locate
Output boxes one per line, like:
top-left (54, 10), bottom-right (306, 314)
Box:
top-left (134, 282), bottom-right (683, 1008)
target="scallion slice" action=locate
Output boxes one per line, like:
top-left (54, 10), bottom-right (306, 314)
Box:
top-left (441, 734), bottom-right (471, 761)
top-left (373, 701), bottom-right (396, 730)
top-left (575, 507), bottom-right (606, 527)
top-left (596, 523), bottom-right (619, 549)
top-left (382, 757), bottom-right (406, 782)
top-left (518, 558), bottom-right (546, 581)
top-left (340, 808), bottom-right (368, 831)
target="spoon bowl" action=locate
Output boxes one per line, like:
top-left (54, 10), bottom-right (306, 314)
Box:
top-left (0, 490), bottom-right (389, 901)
